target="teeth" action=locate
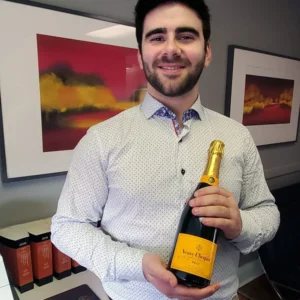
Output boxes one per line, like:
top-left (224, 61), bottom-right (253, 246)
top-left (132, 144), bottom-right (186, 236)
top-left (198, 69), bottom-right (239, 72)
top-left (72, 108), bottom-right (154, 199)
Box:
top-left (162, 67), bottom-right (180, 70)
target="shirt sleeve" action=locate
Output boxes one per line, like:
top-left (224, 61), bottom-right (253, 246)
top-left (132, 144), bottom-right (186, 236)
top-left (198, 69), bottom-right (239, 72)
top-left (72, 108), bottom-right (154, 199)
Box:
top-left (51, 128), bottom-right (147, 283)
top-left (230, 132), bottom-right (280, 254)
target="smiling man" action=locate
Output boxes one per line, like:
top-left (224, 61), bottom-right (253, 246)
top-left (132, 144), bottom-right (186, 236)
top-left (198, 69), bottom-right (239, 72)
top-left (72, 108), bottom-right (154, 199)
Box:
top-left (138, 2), bottom-right (211, 127)
top-left (51, 1), bottom-right (280, 300)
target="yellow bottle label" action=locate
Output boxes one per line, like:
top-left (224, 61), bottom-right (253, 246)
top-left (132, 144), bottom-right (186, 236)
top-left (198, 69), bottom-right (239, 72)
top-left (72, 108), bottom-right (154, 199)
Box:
top-left (200, 175), bottom-right (219, 186)
top-left (170, 233), bottom-right (217, 280)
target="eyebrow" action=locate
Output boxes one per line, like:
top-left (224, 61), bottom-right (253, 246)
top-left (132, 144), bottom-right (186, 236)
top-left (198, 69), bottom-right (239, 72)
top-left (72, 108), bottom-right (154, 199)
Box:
top-left (175, 27), bottom-right (200, 37)
top-left (144, 26), bottom-right (200, 40)
top-left (145, 28), bottom-right (167, 39)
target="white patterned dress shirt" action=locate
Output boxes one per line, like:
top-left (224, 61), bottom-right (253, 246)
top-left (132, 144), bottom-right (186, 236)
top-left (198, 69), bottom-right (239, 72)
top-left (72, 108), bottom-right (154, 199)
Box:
top-left (51, 93), bottom-right (280, 300)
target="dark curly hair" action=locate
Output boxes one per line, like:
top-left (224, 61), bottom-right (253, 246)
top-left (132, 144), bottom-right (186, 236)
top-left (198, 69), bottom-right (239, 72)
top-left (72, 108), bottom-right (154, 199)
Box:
top-left (134, 0), bottom-right (211, 53)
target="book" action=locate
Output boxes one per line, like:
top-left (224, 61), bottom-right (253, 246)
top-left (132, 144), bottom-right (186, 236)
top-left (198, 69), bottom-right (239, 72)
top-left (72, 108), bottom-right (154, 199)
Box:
top-left (44, 284), bottom-right (101, 300)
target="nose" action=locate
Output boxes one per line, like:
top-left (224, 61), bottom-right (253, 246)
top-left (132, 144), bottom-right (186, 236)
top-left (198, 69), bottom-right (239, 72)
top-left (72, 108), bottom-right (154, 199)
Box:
top-left (163, 37), bottom-right (181, 58)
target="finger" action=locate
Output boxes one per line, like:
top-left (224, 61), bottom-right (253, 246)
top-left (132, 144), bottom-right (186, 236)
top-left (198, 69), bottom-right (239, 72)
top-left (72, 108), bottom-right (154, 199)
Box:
top-left (189, 194), bottom-right (229, 208)
top-left (192, 205), bottom-right (230, 219)
top-left (174, 282), bottom-right (220, 298)
top-left (175, 282), bottom-right (220, 297)
top-left (151, 266), bottom-right (177, 287)
top-left (201, 217), bottom-right (232, 231)
top-left (194, 186), bottom-right (231, 198)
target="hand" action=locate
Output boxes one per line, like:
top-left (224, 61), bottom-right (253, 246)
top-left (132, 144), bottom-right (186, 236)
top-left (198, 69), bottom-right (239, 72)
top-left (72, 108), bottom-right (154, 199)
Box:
top-left (142, 253), bottom-right (220, 299)
top-left (189, 186), bottom-right (242, 240)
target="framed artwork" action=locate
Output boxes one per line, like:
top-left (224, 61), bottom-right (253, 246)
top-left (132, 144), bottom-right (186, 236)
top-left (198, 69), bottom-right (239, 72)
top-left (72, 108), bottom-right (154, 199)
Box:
top-left (0, 0), bottom-right (146, 182)
top-left (225, 45), bottom-right (300, 146)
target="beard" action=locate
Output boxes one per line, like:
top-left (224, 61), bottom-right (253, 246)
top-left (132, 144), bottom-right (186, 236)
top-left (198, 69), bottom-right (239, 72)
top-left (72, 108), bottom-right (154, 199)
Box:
top-left (142, 55), bottom-right (205, 97)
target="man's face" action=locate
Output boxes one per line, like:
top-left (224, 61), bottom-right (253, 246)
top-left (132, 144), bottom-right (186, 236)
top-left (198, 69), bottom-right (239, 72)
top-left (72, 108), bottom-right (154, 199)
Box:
top-left (138, 3), bottom-right (211, 98)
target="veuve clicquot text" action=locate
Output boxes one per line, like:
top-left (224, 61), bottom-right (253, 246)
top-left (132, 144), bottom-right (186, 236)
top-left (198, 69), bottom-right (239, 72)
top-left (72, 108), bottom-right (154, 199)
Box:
top-left (168, 140), bottom-right (225, 288)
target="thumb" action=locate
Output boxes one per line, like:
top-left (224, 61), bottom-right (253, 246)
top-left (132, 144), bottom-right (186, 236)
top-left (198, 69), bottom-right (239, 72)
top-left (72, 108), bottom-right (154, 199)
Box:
top-left (155, 263), bottom-right (177, 287)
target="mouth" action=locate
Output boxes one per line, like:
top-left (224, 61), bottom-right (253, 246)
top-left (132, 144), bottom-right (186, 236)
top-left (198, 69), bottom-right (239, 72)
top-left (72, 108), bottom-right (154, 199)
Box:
top-left (157, 65), bottom-right (186, 74)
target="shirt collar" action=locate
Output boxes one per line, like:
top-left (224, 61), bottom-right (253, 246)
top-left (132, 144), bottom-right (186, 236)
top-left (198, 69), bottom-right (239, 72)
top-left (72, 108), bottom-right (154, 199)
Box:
top-left (140, 92), bottom-right (203, 120)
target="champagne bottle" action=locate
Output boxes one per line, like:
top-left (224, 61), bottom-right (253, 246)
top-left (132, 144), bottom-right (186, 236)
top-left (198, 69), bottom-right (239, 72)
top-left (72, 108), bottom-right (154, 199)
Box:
top-left (168, 140), bottom-right (225, 288)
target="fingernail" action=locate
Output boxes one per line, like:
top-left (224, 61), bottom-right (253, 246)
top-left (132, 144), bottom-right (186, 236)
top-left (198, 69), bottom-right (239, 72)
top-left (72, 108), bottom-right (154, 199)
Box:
top-left (189, 200), bottom-right (194, 206)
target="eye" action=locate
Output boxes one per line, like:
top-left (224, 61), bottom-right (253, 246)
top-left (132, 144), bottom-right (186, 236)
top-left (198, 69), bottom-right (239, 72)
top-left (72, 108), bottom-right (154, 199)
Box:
top-left (150, 36), bottom-right (165, 42)
top-left (179, 35), bottom-right (194, 41)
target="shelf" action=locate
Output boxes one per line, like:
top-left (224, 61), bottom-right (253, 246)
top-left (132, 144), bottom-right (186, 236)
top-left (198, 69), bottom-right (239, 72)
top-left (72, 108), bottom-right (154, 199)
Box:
top-left (15, 270), bottom-right (109, 300)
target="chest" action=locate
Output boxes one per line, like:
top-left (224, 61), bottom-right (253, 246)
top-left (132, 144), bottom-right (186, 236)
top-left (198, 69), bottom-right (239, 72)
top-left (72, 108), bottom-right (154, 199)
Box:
top-left (105, 119), bottom-right (244, 209)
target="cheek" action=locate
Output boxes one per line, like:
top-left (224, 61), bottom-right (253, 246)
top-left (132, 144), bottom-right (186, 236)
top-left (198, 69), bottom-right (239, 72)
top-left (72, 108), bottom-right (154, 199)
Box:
top-left (191, 52), bottom-right (206, 63)
top-left (142, 46), bottom-right (161, 64)
top-left (140, 54), bottom-right (155, 69)
top-left (183, 47), bottom-right (206, 64)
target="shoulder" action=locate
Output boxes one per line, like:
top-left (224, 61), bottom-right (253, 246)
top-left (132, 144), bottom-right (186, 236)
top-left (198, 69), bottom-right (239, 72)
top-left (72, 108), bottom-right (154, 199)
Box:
top-left (203, 107), bottom-right (251, 138)
top-left (78, 105), bottom-right (142, 148)
top-left (201, 107), bottom-right (256, 161)
top-left (90, 105), bottom-right (141, 135)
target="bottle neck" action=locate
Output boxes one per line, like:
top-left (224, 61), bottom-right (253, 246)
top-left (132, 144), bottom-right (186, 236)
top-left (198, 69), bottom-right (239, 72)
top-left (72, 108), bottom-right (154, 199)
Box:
top-left (200, 153), bottom-right (222, 186)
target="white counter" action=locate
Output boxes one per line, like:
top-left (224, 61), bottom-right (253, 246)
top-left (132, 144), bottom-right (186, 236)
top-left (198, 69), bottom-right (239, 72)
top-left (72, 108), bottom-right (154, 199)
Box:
top-left (0, 254), bottom-right (14, 300)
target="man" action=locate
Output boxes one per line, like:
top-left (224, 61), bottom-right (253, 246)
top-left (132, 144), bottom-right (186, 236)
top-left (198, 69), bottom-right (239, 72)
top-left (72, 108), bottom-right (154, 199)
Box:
top-left (51, 0), bottom-right (280, 299)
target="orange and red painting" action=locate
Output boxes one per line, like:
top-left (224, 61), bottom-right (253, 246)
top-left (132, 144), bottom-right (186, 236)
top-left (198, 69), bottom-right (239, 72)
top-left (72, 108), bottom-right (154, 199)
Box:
top-left (37, 34), bottom-right (147, 152)
top-left (243, 75), bottom-right (294, 126)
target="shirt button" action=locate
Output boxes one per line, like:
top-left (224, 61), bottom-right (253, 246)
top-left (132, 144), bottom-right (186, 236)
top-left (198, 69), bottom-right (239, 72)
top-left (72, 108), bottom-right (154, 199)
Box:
top-left (181, 169), bottom-right (185, 175)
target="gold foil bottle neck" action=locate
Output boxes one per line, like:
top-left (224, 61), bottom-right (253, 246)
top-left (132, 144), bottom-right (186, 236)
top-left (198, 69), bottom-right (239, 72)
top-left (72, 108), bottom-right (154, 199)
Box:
top-left (208, 140), bottom-right (225, 157)
top-left (202, 140), bottom-right (225, 183)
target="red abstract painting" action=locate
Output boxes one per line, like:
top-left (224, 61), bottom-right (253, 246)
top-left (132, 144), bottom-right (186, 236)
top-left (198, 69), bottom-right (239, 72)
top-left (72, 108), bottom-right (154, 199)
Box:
top-left (243, 75), bottom-right (294, 126)
top-left (37, 34), bottom-right (147, 152)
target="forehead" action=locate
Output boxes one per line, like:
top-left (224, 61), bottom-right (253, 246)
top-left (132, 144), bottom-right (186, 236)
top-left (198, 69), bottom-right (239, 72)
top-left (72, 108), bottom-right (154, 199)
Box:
top-left (143, 3), bottom-right (203, 35)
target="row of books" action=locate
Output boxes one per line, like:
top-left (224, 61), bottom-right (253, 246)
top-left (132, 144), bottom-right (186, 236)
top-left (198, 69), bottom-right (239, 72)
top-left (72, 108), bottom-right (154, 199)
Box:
top-left (0, 218), bottom-right (86, 294)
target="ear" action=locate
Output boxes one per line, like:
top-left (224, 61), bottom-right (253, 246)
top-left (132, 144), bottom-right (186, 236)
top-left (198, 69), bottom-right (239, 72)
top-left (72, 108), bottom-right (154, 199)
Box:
top-left (204, 42), bottom-right (212, 68)
top-left (137, 49), bottom-right (144, 69)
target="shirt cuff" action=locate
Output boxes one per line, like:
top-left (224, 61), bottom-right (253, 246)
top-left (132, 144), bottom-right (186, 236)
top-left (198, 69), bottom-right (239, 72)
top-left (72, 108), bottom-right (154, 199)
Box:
top-left (115, 247), bottom-right (147, 282)
top-left (230, 210), bottom-right (262, 254)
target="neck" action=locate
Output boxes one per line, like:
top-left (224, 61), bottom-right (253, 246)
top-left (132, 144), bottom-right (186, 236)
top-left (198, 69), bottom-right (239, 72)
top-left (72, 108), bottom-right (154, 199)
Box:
top-left (147, 85), bottom-right (199, 124)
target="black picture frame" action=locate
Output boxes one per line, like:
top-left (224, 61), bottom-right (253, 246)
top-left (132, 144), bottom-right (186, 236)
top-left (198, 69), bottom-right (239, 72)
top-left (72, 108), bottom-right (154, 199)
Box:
top-left (0, 0), bottom-right (142, 182)
top-left (225, 45), bottom-right (300, 147)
